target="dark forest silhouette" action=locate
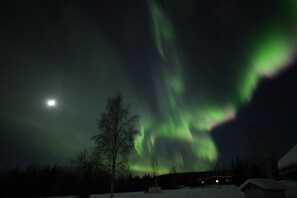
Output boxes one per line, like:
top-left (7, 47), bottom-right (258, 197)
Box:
top-left (1, 155), bottom-right (294, 197)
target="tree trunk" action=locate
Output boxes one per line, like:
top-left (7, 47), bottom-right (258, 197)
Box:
top-left (110, 159), bottom-right (116, 198)
top-left (110, 179), bottom-right (114, 198)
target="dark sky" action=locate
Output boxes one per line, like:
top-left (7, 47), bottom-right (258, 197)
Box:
top-left (0, 0), bottom-right (297, 174)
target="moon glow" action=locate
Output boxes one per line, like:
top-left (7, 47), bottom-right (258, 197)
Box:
top-left (47, 99), bottom-right (56, 107)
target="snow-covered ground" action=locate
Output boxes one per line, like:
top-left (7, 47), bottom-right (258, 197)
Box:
top-left (46, 186), bottom-right (243, 198)
top-left (46, 182), bottom-right (297, 198)
top-left (92, 186), bottom-right (243, 198)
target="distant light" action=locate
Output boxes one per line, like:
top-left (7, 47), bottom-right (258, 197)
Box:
top-left (216, 179), bottom-right (219, 183)
top-left (47, 99), bottom-right (56, 107)
top-left (201, 181), bottom-right (204, 184)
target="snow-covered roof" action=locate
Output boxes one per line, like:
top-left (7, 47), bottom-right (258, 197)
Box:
top-left (278, 144), bottom-right (297, 169)
top-left (197, 175), bottom-right (233, 180)
top-left (240, 178), bottom-right (286, 191)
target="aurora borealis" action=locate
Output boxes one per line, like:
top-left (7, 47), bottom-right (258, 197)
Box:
top-left (131, 0), bottom-right (297, 174)
top-left (0, 0), bottom-right (297, 175)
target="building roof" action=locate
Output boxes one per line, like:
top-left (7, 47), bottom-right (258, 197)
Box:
top-left (240, 178), bottom-right (286, 191)
top-left (278, 144), bottom-right (297, 170)
top-left (197, 175), bottom-right (233, 181)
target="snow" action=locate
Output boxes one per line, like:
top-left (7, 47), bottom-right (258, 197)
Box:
top-left (45, 186), bottom-right (244, 198)
top-left (44, 182), bottom-right (297, 198)
top-left (278, 144), bottom-right (297, 169)
top-left (240, 178), bottom-right (286, 191)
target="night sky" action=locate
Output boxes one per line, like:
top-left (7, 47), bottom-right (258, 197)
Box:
top-left (1, 0), bottom-right (297, 175)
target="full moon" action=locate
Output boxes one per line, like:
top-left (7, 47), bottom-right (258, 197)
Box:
top-left (47, 99), bottom-right (56, 107)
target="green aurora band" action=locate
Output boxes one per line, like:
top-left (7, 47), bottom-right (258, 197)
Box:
top-left (131, 0), bottom-right (297, 175)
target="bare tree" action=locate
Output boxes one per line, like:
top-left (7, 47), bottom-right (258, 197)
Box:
top-left (92, 94), bottom-right (140, 198)
top-left (248, 124), bottom-right (274, 178)
top-left (70, 148), bottom-right (99, 198)
top-left (151, 155), bottom-right (158, 186)
top-left (71, 148), bottom-right (99, 173)
top-left (170, 165), bottom-right (176, 174)
top-left (169, 165), bottom-right (176, 188)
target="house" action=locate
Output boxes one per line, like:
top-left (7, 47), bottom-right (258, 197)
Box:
top-left (240, 178), bottom-right (286, 198)
top-left (197, 175), bottom-right (233, 186)
top-left (278, 144), bottom-right (297, 180)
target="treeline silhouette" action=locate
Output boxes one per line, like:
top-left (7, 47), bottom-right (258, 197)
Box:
top-left (0, 156), bottom-right (286, 197)
top-left (0, 165), bottom-right (109, 197)
top-left (231, 156), bottom-right (281, 185)
top-left (0, 165), bottom-right (156, 197)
